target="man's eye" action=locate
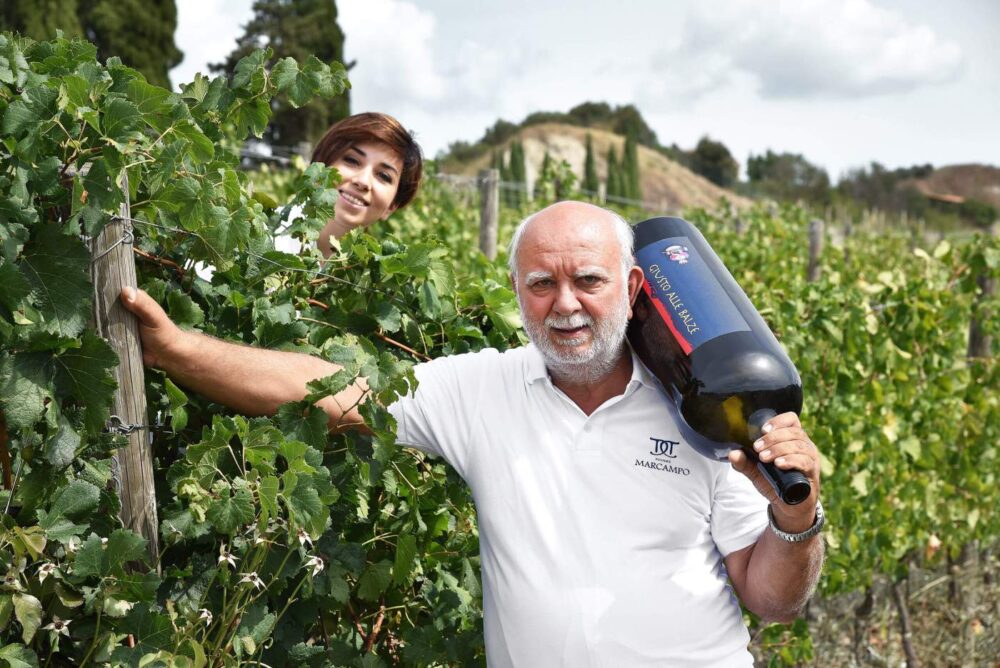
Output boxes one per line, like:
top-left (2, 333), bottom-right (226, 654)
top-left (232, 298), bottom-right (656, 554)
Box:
top-left (579, 276), bottom-right (601, 285)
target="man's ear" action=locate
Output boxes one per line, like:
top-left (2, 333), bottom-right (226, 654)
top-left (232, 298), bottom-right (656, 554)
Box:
top-left (626, 265), bottom-right (644, 318)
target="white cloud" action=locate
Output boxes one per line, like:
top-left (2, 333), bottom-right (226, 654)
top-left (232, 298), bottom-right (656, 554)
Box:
top-left (645, 0), bottom-right (964, 101)
top-left (169, 0), bottom-right (256, 89)
top-left (339, 0), bottom-right (445, 103)
top-left (340, 0), bottom-right (533, 115)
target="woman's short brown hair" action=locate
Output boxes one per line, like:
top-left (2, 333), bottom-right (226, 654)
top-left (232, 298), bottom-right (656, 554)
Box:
top-left (311, 112), bottom-right (423, 212)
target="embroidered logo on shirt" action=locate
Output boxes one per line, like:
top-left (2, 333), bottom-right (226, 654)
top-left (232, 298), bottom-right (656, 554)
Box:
top-left (636, 437), bottom-right (691, 476)
top-left (649, 437), bottom-right (678, 458)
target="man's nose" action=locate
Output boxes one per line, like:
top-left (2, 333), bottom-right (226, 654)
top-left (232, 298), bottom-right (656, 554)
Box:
top-left (552, 284), bottom-right (582, 315)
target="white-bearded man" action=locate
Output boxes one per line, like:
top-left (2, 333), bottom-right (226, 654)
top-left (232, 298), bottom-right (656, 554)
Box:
top-left (123, 201), bottom-right (824, 667)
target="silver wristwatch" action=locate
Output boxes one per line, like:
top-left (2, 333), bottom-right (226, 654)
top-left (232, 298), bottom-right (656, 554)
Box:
top-left (768, 500), bottom-right (825, 542)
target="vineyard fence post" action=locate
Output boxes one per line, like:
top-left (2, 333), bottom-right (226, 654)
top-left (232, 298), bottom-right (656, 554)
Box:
top-left (967, 222), bottom-right (998, 360)
top-left (808, 218), bottom-right (825, 282)
top-left (479, 168), bottom-right (499, 260)
top-left (90, 173), bottom-right (160, 566)
top-left (843, 219), bottom-right (853, 265)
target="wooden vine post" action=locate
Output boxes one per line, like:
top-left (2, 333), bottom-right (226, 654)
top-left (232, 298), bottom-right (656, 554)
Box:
top-left (967, 222), bottom-right (998, 361)
top-left (807, 218), bottom-right (825, 282)
top-left (90, 174), bottom-right (160, 565)
top-left (478, 168), bottom-right (499, 261)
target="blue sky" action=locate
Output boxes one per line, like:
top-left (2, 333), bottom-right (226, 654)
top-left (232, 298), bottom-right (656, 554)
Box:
top-left (171, 0), bottom-right (999, 180)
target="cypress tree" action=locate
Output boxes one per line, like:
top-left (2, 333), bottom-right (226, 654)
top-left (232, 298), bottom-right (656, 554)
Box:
top-left (84, 0), bottom-right (183, 89)
top-left (491, 150), bottom-right (505, 174)
top-left (535, 151), bottom-right (554, 201)
top-left (583, 133), bottom-right (599, 196)
top-left (623, 132), bottom-right (641, 201)
top-left (606, 145), bottom-right (620, 200)
top-left (509, 140), bottom-right (527, 206)
top-left (1, 0), bottom-right (84, 40)
top-left (1, 0), bottom-right (182, 89)
top-left (214, 0), bottom-right (350, 147)
top-left (492, 150), bottom-right (513, 208)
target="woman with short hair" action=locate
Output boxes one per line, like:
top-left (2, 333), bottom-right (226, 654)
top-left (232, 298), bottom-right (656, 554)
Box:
top-left (311, 112), bottom-right (423, 256)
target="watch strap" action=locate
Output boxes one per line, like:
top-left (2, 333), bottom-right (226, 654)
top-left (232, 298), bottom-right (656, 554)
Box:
top-left (768, 500), bottom-right (825, 542)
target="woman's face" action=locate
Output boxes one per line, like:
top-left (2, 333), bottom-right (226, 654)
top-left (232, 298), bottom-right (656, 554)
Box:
top-left (331, 141), bottom-right (404, 230)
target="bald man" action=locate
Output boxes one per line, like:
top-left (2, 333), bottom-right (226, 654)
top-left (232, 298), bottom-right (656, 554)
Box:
top-left (123, 201), bottom-right (824, 667)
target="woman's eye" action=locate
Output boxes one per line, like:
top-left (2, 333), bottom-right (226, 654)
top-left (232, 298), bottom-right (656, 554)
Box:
top-left (378, 171), bottom-right (394, 183)
top-left (342, 156), bottom-right (360, 166)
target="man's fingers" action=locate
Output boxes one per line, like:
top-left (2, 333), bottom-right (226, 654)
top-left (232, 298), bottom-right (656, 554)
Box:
top-left (761, 411), bottom-right (800, 433)
top-left (120, 286), bottom-right (166, 328)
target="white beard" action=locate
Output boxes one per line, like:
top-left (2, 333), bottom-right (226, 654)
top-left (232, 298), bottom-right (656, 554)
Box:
top-left (521, 289), bottom-right (630, 386)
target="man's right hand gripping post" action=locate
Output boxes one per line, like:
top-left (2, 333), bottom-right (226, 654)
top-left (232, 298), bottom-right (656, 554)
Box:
top-left (120, 287), bottom-right (368, 431)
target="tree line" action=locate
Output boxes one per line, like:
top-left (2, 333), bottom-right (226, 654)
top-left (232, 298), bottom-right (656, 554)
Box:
top-left (450, 101), bottom-right (997, 229)
top-left (1, 0), bottom-right (350, 148)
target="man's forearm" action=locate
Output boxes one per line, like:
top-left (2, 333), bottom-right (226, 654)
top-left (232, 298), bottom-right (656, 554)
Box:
top-left (163, 330), bottom-right (366, 429)
top-left (739, 521), bottom-right (825, 622)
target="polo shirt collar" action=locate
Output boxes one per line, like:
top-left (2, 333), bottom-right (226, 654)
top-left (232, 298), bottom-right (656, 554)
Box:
top-left (523, 342), bottom-right (662, 391)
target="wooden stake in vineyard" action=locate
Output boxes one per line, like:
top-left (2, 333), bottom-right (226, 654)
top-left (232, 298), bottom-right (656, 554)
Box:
top-left (808, 218), bottom-right (825, 282)
top-left (967, 222), bottom-right (998, 361)
top-left (89, 174), bottom-right (160, 565)
top-left (479, 168), bottom-right (500, 261)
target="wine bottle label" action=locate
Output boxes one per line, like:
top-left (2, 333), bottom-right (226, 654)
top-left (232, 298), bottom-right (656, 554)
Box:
top-left (636, 237), bottom-right (750, 354)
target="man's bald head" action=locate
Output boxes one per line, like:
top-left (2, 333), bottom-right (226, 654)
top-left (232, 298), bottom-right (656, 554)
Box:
top-left (507, 201), bottom-right (635, 283)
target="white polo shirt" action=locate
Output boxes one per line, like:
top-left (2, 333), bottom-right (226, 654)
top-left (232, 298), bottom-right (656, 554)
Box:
top-left (389, 344), bottom-right (768, 667)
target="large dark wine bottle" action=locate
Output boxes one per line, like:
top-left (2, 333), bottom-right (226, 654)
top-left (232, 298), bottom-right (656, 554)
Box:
top-left (626, 216), bottom-right (811, 505)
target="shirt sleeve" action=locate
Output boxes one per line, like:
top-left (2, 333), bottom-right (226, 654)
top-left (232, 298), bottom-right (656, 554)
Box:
top-left (709, 465), bottom-right (769, 556)
top-left (388, 350), bottom-right (499, 481)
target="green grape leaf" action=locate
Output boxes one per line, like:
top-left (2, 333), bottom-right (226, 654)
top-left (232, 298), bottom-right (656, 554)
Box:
top-left (19, 225), bottom-right (92, 338)
top-left (357, 560), bottom-right (392, 602)
top-left (206, 487), bottom-right (255, 535)
top-left (231, 49), bottom-right (269, 91)
top-left (0, 352), bottom-right (50, 430)
top-left (373, 301), bottom-right (402, 332)
top-left (392, 534), bottom-right (418, 585)
top-left (12, 594), bottom-right (42, 644)
top-left (1, 99), bottom-right (38, 137)
top-left (79, 158), bottom-right (121, 215)
top-left (0, 642), bottom-right (39, 668)
top-left (230, 97), bottom-right (270, 139)
top-left (271, 58), bottom-right (312, 109)
top-left (41, 518), bottom-right (89, 544)
top-left (73, 530), bottom-right (148, 579)
top-left (257, 475), bottom-right (280, 522)
top-left (102, 98), bottom-right (142, 142)
top-left (53, 330), bottom-right (118, 433)
top-left (276, 402), bottom-right (329, 451)
top-left (0, 35), bottom-right (31, 88)
top-left (172, 119), bottom-right (214, 162)
top-left (166, 291), bottom-right (205, 327)
top-left (236, 602), bottom-right (276, 645)
top-left (400, 626), bottom-right (442, 665)
top-left (111, 606), bottom-right (173, 667)
top-left (284, 478), bottom-right (325, 535)
top-left (46, 416), bottom-right (80, 469)
top-left (38, 479), bottom-right (101, 530)
top-left (303, 57), bottom-right (350, 99)
top-left (125, 79), bottom-right (172, 116)
top-left (197, 205), bottom-right (251, 266)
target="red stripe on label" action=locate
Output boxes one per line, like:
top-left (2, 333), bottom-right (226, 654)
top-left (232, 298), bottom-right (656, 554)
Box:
top-left (643, 280), bottom-right (693, 355)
